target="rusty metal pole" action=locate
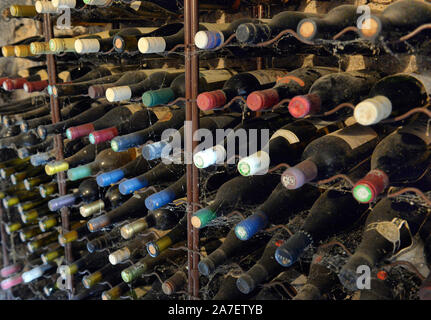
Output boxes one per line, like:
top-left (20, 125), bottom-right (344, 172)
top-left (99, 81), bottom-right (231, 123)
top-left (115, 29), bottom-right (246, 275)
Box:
top-left (0, 206), bottom-right (9, 268)
top-left (185, 0), bottom-right (200, 299)
top-left (43, 13), bottom-right (74, 296)
top-left (190, 0), bottom-right (200, 299)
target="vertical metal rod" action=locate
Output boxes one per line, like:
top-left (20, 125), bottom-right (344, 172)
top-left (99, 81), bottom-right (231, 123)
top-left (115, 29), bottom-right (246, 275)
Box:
top-left (43, 13), bottom-right (74, 295)
top-left (0, 206), bottom-right (9, 268)
top-left (184, 0), bottom-right (195, 298)
top-left (190, 0), bottom-right (200, 299)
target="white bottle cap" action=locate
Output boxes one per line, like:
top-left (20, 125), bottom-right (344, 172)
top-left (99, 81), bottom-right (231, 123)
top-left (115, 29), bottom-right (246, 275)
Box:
top-left (193, 145), bottom-right (226, 168)
top-left (75, 39), bottom-right (101, 54)
top-left (106, 86), bottom-right (132, 102)
top-left (22, 265), bottom-right (51, 283)
top-left (237, 151), bottom-right (270, 176)
top-left (109, 248), bottom-right (131, 265)
top-left (194, 31), bottom-right (224, 50)
top-left (354, 95), bottom-right (392, 126)
top-left (84, 0), bottom-right (111, 6)
top-left (35, 1), bottom-right (60, 13)
top-left (52, 0), bottom-right (77, 8)
top-left (138, 37), bottom-right (167, 54)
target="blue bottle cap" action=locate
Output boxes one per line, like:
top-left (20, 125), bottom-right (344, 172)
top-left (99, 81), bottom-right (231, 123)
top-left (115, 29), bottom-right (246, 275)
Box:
top-left (234, 211), bottom-right (268, 241)
top-left (119, 177), bottom-right (149, 195)
top-left (141, 140), bottom-right (170, 160)
top-left (144, 189), bottom-right (176, 211)
top-left (111, 134), bottom-right (144, 152)
top-left (17, 148), bottom-right (29, 159)
top-left (96, 169), bottom-right (125, 187)
top-left (48, 194), bottom-right (78, 211)
top-left (31, 152), bottom-right (54, 167)
top-left (274, 232), bottom-right (312, 267)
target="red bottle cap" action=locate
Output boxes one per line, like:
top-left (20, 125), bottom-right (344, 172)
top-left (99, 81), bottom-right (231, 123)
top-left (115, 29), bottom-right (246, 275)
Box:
top-left (24, 80), bottom-right (48, 93)
top-left (288, 94), bottom-right (321, 118)
top-left (2, 79), bottom-right (14, 91)
top-left (247, 89), bottom-right (280, 111)
top-left (353, 169), bottom-right (389, 204)
top-left (197, 90), bottom-right (226, 111)
top-left (89, 127), bottom-right (119, 144)
top-left (0, 77), bottom-right (9, 86)
top-left (66, 123), bottom-right (95, 140)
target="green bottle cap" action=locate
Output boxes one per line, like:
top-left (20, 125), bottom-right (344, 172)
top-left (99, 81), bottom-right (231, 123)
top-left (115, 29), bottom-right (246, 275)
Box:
top-left (353, 184), bottom-right (374, 203)
top-left (142, 88), bottom-right (175, 107)
top-left (191, 208), bottom-right (217, 229)
top-left (67, 165), bottom-right (92, 181)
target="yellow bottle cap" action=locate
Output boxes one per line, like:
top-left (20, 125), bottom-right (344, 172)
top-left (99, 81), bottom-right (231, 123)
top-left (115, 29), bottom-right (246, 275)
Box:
top-left (45, 161), bottom-right (69, 175)
top-left (14, 45), bottom-right (33, 57)
top-left (30, 42), bottom-right (50, 55)
top-left (58, 230), bottom-right (78, 246)
top-left (10, 5), bottom-right (37, 17)
top-left (49, 38), bottom-right (76, 53)
top-left (2, 46), bottom-right (15, 57)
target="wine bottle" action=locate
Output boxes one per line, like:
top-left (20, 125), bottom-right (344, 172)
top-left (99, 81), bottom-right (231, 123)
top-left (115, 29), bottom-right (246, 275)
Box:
top-left (27, 230), bottom-right (59, 253)
top-left (192, 174), bottom-right (282, 229)
top-left (110, 108), bottom-right (186, 152)
top-left (113, 23), bottom-right (184, 53)
top-left (58, 222), bottom-right (94, 246)
top-left (297, 5), bottom-right (365, 41)
top-left (87, 188), bottom-right (156, 232)
top-left (197, 69), bottom-right (289, 111)
top-left (88, 69), bottom-right (167, 99)
top-left (144, 174), bottom-right (187, 211)
top-left (274, 188), bottom-right (368, 267)
top-left (235, 183), bottom-right (320, 241)
top-left (235, 11), bottom-right (320, 44)
top-left (339, 198), bottom-right (426, 291)
top-left (22, 263), bottom-right (56, 283)
top-left (109, 234), bottom-right (156, 265)
top-left (67, 148), bottom-right (134, 181)
top-left (10, 166), bottom-right (44, 185)
top-left (20, 205), bottom-right (52, 223)
top-left (75, 27), bottom-right (158, 54)
top-left (352, 115), bottom-right (431, 204)
top-left (142, 69), bottom-right (237, 107)
top-left (86, 227), bottom-right (122, 252)
top-left (237, 118), bottom-right (343, 177)
top-left (142, 114), bottom-right (241, 161)
top-left (199, 226), bottom-right (270, 277)
top-left (17, 138), bottom-right (55, 159)
top-left (287, 70), bottom-right (383, 119)
top-left (23, 175), bottom-right (52, 191)
top-left (48, 178), bottom-right (101, 211)
top-left (358, 0), bottom-right (431, 41)
top-left (235, 228), bottom-right (291, 294)
top-left (293, 255), bottom-right (341, 300)
top-left (354, 73), bottom-right (431, 126)
top-left (193, 110), bottom-right (292, 169)
top-left (1, 35), bottom-right (43, 57)
top-left (121, 241), bottom-right (186, 283)
top-left (213, 275), bottom-right (256, 300)
top-left (246, 67), bottom-right (338, 111)
top-left (45, 141), bottom-right (110, 176)
top-left (120, 207), bottom-right (184, 240)
top-left (18, 198), bottom-right (50, 214)
top-left (280, 123), bottom-right (391, 190)
top-left (2, 70), bottom-right (49, 91)
top-left (0, 131), bottom-right (41, 150)
top-left (72, 106), bottom-right (157, 144)
top-left (50, 73), bottom-right (124, 97)
top-left (82, 262), bottom-right (130, 289)
top-left (194, 18), bottom-right (265, 50)
top-left (58, 251), bottom-right (108, 278)
top-left (37, 101), bottom-right (116, 140)
top-left (21, 98), bottom-right (92, 133)
top-left (80, 184), bottom-right (132, 217)
top-left (96, 156), bottom-right (155, 187)
top-left (105, 70), bottom-right (184, 102)
top-left (118, 162), bottom-right (184, 195)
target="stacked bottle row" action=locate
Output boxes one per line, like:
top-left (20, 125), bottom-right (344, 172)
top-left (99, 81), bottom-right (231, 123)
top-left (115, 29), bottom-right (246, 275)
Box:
top-left (6, 0), bottom-right (431, 60)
